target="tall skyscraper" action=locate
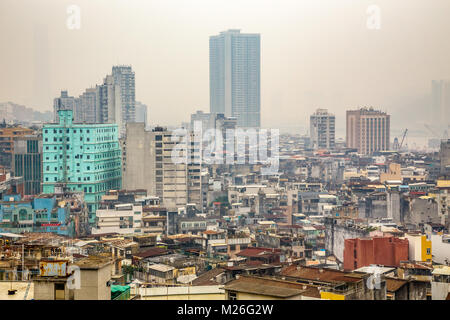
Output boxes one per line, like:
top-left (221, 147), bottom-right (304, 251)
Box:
top-left (78, 87), bottom-right (100, 123)
top-left (53, 65), bottom-right (136, 137)
top-left (210, 29), bottom-right (260, 128)
top-left (42, 110), bottom-right (122, 223)
top-left (97, 74), bottom-right (122, 126)
top-left (112, 66), bottom-right (136, 137)
top-left (432, 80), bottom-right (450, 133)
top-left (346, 108), bottom-right (390, 155)
top-left (310, 108), bottom-right (335, 150)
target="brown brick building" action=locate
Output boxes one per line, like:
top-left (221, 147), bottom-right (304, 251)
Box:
top-left (344, 236), bottom-right (409, 271)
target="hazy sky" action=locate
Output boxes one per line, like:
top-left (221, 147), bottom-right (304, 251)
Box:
top-left (1, 0), bottom-right (450, 137)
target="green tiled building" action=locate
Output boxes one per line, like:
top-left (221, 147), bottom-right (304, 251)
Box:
top-left (42, 110), bottom-right (122, 223)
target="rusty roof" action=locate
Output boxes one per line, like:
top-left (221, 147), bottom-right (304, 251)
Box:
top-left (236, 247), bottom-right (281, 258)
top-left (134, 247), bottom-right (169, 259)
top-left (202, 230), bottom-right (224, 235)
top-left (224, 275), bottom-right (320, 299)
top-left (281, 265), bottom-right (365, 284)
top-left (191, 268), bottom-right (226, 286)
top-left (385, 277), bottom-right (408, 292)
top-left (399, 261), bottom-right (433, 270)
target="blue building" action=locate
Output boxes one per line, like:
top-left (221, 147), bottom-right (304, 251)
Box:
top-left (0, 194), bottom-right (76, 237)
top-left (210, 29), bottom-right (261, 128)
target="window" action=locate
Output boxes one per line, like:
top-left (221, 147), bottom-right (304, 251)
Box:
top-left (228, 291), bottom-right (237, 300)
top-left (19, 209), bottom-right (28, 220)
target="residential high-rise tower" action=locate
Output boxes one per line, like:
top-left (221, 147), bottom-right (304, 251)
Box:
top-left (210, 29), bottom-right (260, 128)
top-left (346, 107), bottom-right (390, 155)
top-left (310, 108), bottom-right (335, 150)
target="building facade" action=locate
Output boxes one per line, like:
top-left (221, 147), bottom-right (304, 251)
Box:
top-left (310, 108), bottom-right (335, 150)
top-left (12, 135), bottom-right (42, 195)
top-left (210, 29), bottom-right (260, 128)
top-left (346, 108), bottom-right (390, 155)
top-left (42, 110), bottom-right (122, 223)
top-left (92, 203), bottom-right (143, 235)
top-left (135, 101), bottom-right (148, 127)
top-left (0, 193), bottom-right (87, 237)
top-left (343, 236), bottom-right (409, 271)
top-left (440, 139), bottom-right (450, 177)
top-left (78, 87), bottom-right (100, 124)
top-left (123, 123), bottom-right (205, 211)
top-left (54, 66), bottom-right (136, 138)
top-left (0, 127), bottom-right (34, 169)
top-left (54, 91), bottom-right (78, 123)
top-left (404, 233), bottom-right (432, 262)
top-left (112, 66), bottom-right (135, 137)
top-left (431, 80), bottom-right (450, 133)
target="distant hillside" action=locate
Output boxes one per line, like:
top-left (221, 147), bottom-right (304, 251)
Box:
top-left (0, 101), bottom-right (52, 124)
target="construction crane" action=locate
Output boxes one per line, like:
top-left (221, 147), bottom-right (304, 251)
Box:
top-left (393, 129), bottom-right (408, 151)
top-left (399, 129), bottom-right (408, 150)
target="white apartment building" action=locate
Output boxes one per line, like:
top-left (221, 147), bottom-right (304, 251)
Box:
top-left (92, 203), bottom-right (143, 235)
top-left (310, 108), bottom-right (335, 150)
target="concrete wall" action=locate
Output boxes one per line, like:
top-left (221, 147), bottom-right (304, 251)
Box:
top-left (440, 140), bottom-right (450, 175)
top-left (405, 198), bottom-right (440, 225)
top-left (325, 219), bottom-right (370, 262)
top-left (432, 281), bottom-right (450, 300)
top-left (387, 192), bottom-right (401, 223)
top-left (34, 281), bottom-right (56, 300)
top-left (431, 234), bottom-right (450, 264)
top-left (74, 264), bottom-right (112, 300)
top-left (33, 280), bottom-right (72, 300)
top-left (123, 123), bottom-right (155, 195)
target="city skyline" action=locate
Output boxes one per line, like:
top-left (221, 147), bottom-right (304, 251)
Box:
top-left (1, 0), bottom-right (450, 137)
top-left (1, 1), bottom-right (450, 305)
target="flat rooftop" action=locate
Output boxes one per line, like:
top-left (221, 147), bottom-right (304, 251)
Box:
top-left (0, 282), bottom-right (34, 300)
top-left (74, 255), bottom-right (112, 270)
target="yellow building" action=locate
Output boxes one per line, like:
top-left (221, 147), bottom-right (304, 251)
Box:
top-left (405, 233), bottom-right (432, 262)
top-left (320, 291), bottom-right (346, 300)
top-left (380, 163), bottom-right (401, 183)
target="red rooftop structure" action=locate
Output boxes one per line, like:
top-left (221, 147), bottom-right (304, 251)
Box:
top-left (343, 236), bottom-right (409, 271)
